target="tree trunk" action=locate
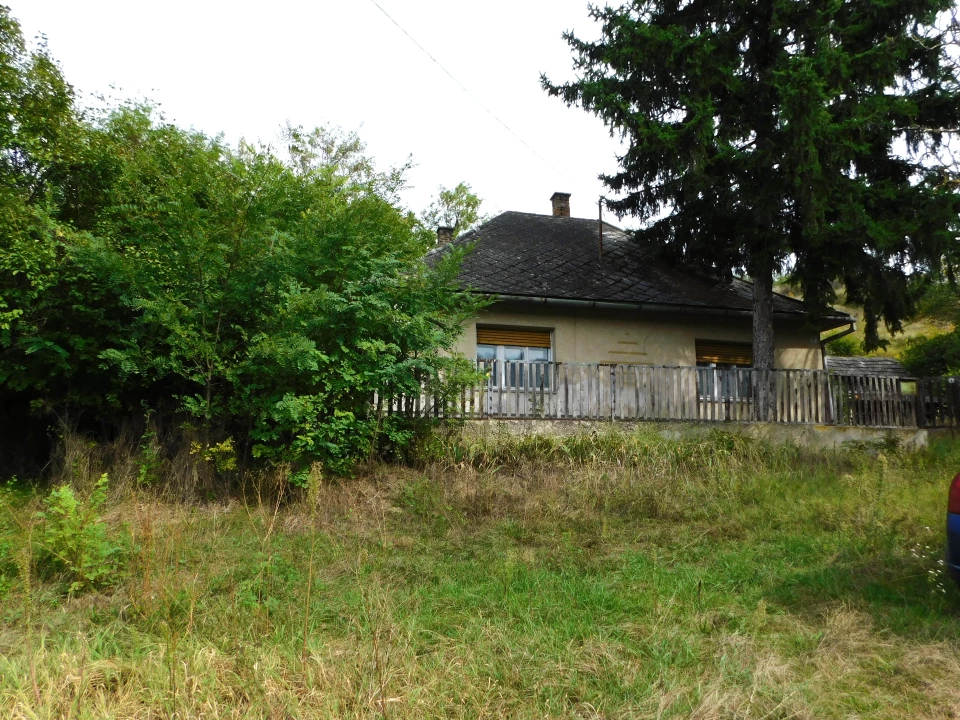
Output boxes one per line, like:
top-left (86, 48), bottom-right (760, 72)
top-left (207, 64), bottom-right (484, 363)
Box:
top-left (752, 266), bottom-right (775, 371)
top-left (752, 258), bottom-right (776, 420)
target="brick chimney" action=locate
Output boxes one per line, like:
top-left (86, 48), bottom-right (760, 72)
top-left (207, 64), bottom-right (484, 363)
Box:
top-left (550, 192), bottom-right (571, 217)
top-left (436, 226), bottom-right (454, 246)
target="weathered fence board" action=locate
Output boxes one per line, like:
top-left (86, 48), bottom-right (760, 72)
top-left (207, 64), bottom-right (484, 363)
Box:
top-left (382, 362), bottom-right (959, 429)
top-left (917, 376), bottom-right (960, 428)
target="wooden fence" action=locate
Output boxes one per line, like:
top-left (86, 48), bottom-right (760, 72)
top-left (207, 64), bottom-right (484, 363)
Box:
top-left (916, 376), bottom-right (960, 428)
top-left (387, 362), bottom-right (960, 429)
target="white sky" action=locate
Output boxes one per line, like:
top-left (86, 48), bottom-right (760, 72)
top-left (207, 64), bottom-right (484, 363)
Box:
top-left (13, 0), bottom-right (632, 224)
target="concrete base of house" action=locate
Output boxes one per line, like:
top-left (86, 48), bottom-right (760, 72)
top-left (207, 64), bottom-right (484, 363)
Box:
top-left (457, 419), bottom-right (955, 450)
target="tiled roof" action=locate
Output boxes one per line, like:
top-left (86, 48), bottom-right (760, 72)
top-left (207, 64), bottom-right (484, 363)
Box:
top-left (824, 356), bottom-right (910, 377)
top-left (427, 211), bottom-right (850, 321)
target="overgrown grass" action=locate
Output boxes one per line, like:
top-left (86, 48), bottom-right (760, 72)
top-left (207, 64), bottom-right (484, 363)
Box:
top-left (2, 426), bottom-right (960, 718)
top-left (816, 291), bottom-right (954, 360)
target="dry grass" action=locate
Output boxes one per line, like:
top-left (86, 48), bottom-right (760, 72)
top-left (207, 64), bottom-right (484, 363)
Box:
top-left (2, 427), bottom-right (960, 718)
top-left (774, 278), bottom-right (953, 358)
top-left (815, 293), bottom-right (955, 359)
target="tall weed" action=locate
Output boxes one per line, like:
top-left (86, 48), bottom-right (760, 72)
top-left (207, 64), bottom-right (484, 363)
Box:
top-left (441, 426), bottom-right (813, 477)
top-left (35, 473), bottom-right (126, 593)
top-left (0, 479), bottom-right (23, 599)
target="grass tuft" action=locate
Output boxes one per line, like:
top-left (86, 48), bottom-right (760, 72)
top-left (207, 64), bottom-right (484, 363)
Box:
top-left (1, 427), bottom-right (959, 717)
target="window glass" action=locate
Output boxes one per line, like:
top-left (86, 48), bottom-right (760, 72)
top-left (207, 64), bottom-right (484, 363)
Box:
top-left (475, 332), bottom-right (553, 389)
top-left (476, 344), bottom-right (497, 362)
top-left (502, 347), bottom-right (524, 387)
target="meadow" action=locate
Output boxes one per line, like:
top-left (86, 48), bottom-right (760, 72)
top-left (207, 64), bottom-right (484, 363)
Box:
top-left (2, 426), bottom-right (959, 719)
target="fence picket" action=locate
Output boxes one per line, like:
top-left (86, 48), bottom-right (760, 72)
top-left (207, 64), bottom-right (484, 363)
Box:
top-left (874, 376), bottom-right (881, 426)
top-left (929, 377), bottom-right (937, 427)
top-left (946, 379), bottom-right (954, 427)
top-left (937, 377), bottom-right (945, 427)
top-left (882, 376), bottom-right (891, 427)
top-left (892, 378), bottom-right (901, 427)
top-left (881, 377), bottom-right (891, 426)
top-left (863, 375), bottom-right (871, 425)
top-left (671, 366), bottom-right (676, 420)
top-left (418, 362), bottom-right (926, 428)
top-left (800, 371), bottom-right (808, 423)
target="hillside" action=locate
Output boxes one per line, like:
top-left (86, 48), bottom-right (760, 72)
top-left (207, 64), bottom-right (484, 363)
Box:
top-left (772, 282), bottom-right (955, 359)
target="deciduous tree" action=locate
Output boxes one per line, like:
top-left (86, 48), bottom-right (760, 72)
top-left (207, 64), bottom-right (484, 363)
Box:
top-left (419, 182), bottom-right (486, 241)
top-left (0, 16), bottom-right (483, 475)
top-left (0, 6), bottom-right (78, 376)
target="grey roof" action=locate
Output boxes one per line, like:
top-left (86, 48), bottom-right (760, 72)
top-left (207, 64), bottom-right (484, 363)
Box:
top-left (427, 211), bottom-right (850, 323)
top-left (824, 356), bottom-right (910, 377)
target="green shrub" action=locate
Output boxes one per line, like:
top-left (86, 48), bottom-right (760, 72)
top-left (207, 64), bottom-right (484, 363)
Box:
top-left (900, 330), bottom-right (960, 377)
top-left (0, 529), bottom-right (15, 601)
top-left (35, 473), bottom-right (125, 593)
top-left (137, 429), bottom-right (163, 487)
top-left (0, 478), bottom-right (28, 600)
top-left (824, 334), bottom-right (861, 357)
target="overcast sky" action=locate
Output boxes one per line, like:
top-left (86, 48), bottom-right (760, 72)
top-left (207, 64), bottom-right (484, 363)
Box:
top-left (13, 0), bottom-right (632, 224)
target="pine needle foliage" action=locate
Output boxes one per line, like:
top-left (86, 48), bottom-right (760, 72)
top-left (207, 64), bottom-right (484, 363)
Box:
top-left (544, 0), bottom-right (960, 357)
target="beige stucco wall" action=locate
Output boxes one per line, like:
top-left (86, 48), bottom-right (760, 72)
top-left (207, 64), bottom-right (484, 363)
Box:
top-left (453, 301), bottom-right (823, 369)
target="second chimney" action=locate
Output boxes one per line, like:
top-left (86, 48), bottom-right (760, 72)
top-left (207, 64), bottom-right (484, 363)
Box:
top-left (436, 226), bottom-right (455, 246)
top-left (550, 192), bottom-right (571, 217)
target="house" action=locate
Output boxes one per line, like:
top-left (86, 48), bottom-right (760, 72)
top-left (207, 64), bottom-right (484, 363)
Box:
top-left (429, 192), bottom-right (854, 374)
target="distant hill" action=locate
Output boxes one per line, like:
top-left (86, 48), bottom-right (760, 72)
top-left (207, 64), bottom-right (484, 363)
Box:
top-left (772, 281), bottom-right (955, 359)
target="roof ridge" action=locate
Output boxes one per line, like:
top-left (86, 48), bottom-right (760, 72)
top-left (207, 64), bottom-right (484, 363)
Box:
top-left (498, 209), bottom-right (626, 231)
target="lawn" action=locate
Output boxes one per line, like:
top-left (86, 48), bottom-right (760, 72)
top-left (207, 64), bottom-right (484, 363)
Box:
top-left (2, 427), bottom-right (959, 718)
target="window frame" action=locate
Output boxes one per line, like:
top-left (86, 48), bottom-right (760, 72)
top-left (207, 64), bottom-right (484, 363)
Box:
top-left (694, 340), bottom-right (754, 402)
top-left (476, 329), bottom-right (553, 391)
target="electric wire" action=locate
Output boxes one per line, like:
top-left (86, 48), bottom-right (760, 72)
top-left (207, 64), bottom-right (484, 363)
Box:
top-left (367, 0), bottom-right (565, 178)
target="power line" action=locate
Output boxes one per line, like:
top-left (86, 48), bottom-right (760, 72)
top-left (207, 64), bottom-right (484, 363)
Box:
top-left (366, 0), bottom-right (565, 179)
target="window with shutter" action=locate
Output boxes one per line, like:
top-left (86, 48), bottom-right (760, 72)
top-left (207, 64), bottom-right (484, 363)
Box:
top-left (476, 327), bottom-right (552, 389)
top-left (695, 340), bottom-right (753, 400)
top-left (476, 328), bottom-right (551, 348)
top-left (695, 340), bottom-right (753, 367)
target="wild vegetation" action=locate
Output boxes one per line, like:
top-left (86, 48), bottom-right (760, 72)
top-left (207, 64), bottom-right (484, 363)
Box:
top-left (814, 282), bottom-right (960, 376)
top-left (1, 427), bottom-right (958, 718)
top-left (3, 5), bottom-right (960, 716)
top-left (0, 8), bottom-right (484, 481)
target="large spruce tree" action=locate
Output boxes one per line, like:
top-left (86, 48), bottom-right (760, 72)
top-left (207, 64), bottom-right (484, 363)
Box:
top-left (544, 1), bottom-right (960, 366)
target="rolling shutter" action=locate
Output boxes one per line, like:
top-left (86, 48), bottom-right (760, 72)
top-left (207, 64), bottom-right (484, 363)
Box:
top-left (695, 340), bottom-right (753, 366)
top-left (477, 327), bottom-right (551, 348)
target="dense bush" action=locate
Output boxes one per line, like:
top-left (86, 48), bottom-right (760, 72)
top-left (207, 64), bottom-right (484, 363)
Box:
top-left (898, 281), bottom-right (960, 377)
top-left (900, 331), bottom-right (960, 377)
top-left (823, 334), bottom-right (860, 357)
top-left (0, 9), bottom-right (482, 479)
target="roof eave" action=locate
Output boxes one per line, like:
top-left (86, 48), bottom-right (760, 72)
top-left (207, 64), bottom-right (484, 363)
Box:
top-left (475, 292), bottom-right (855, 329)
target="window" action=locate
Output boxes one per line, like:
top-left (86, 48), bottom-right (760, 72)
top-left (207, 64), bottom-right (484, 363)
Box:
top-left (477, 327), bottom-right (552, 389)
top-left (695, 340), bottom-right (753, 400)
